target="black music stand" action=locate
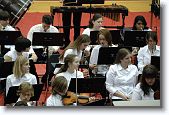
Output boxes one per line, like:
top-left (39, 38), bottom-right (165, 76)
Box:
top-left (68, 77), bottom-right (107, 106)
top-left (68, 78), bottom-right (106, 94)
top-left (97, 47), bottom-right (132, 65)
top-left (32, 32), bottom-right (64, 95)
top-left (151, 56), bottom-right (160, 71)
top-left (0, 31), bottom-right (22, 54)
top-left (5, 84), bottom-right (44, 105)
top-left (124, 31), bottom-right (148, 47)
top-left (90, 31), bottom-right (99, 45)
top-left (109, 30), bottom-right (121, 45)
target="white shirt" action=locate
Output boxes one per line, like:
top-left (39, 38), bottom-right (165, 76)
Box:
top-left (56, 70), bottom-right (84, 86)
top-left (132, 83), bottom-right (154, 100)
top-left (137, 45), bottom-right (160, 74)
top-left (4, 50), bottom-right (29, 61)
top-left (89, 45), bottom-right (109, 76)
top-left (82, 28), bottom-right (93, 36)
top-left (105, 64), bottom-right (138, 99)
top-left (6, 73), bottom-right (37, 96)
top-left (46, 94), bottom-right (64, 106)
top-left (64, 49), bottom-right (82, 60)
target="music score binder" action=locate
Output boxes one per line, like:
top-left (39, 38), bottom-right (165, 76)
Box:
top-left (97, 47), bottom-right (132, 65)
top-left (124, 31), bottom-right (148, 47)
top-left (5, 84), bottom-right (44, 104)
top-left (32, 32), bottom-right (64, 46)
top-left (68, 78), bottom-right (106, 94)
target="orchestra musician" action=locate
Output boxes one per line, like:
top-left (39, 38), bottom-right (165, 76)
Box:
top-left (59, 0), bottom-right (82, 48)
top-left (132, 64), bottom-right (160, 100)
top-left (105, 48), bottom-right (138, 100)
top-left (137, 31), bottom-right (160, 74)
top-left (5, 55), bottom-right (37, 96)
top-left (89, 29), bottom-right (114, 77)
top-left (46, 76), bottom-right (68, 106)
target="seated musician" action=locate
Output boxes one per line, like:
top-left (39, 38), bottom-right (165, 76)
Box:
top-left (51, 54), bottom-right (86, 106)
top-left (105, 48), bottom-right (139, 100)
top-left (6, 55), bottom-right (37, 96)
top-left (27, 14), bottom-right (60, 62)
top-left (137, 31), bottom-right (160, 74)
top-left (46, 76), bottom-right (68, 106)
top-left (4, 36), bottom-right (31, 62)
top-left (82, 13), bottom-right (104, 36)
top-left (53, 34), bottom-right (90, 74)
top-left (14, 82), bottom-right (35, 106)
top-left (89, 29), bottom-right (116, 77)
top-left (132, 64), bottom-right (160, 100)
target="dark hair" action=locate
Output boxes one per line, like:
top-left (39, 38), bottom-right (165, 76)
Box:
top-left (51, 76), bottom-right (68, 95)
top-left (42, 15), bottom-right (53, 25)
top-left (88, 13), bottom-right (102, 28)
top-left (114, 48), bottom-right (131, 64)
top-left (141, 64), bottom-right (158, 96)
top-left (57, 54), bottom-right (77, 74)
top-left (97, 29), bottom-right (112, 46)
top-left (15, 36), bottom-right (31, 52)
top-left (146, 31), bottom-right (158, 44)
top-left (132, 15), bottom-right (148, 30)
top-left (59, 34), bottom-right (90, 60)
top-left (0, 10), bottom-right (10, 21)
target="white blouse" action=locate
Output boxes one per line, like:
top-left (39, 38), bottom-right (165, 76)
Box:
top-left (6, 73), bottom-right (37, 96)
top-left (4, 50), bottom-right (29, 61)
top-left (46, 94), bottom-right (64, 106)
top-left (137, 45), bottom-right (160, 74)
top-left (132, 83), bottom-right (155, 100)
top-left (105, 64), bottom-right (138, 99)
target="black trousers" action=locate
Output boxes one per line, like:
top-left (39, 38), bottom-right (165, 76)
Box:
top-left (62, 3), bottom-right (82, 47)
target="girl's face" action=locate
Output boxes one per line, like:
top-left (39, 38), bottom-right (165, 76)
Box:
top-left (21, 61), bottom-right (30, 74)
top-left (80, 42), bottom-right (90, 50)
top-left (136, 20), bottom-right (144, 30)
top-left (92, 17), bottom-right (103, 30)
top-left (147, 37), bottom-right (156, 49)
top-left (20, 91), bottom-right (32, 102)
top-left (69, 56), bottom-right (80, 70)
top-left (120, 54), bottom-right (131, 66)
top-left (145, 77), bottom-right (156, 86)
top-left (98, 34), bottom-right (108, 46)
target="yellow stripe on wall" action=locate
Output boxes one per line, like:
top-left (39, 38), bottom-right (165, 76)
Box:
top-left (28, 0), bottom-right (152, 13)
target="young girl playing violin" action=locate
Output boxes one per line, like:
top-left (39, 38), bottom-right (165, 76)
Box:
top-left (46, 76), bottom-right (68, 106)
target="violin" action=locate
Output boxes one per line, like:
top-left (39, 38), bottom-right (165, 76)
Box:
top-left (62, 91), bottom-right (93, 105)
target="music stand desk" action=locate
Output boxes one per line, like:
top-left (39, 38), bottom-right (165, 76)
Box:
top-left (32, 32), bottom-right (64, 46)
top-left (0, 31), bottom-right (22, 45)
top-left (124, 31), bottom-right (148, 47)
top-left (97, 47), bottom-right (132, 65)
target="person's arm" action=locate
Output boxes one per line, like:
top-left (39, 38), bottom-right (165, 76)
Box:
top-left (131, 84), bottom-right (142, 100)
